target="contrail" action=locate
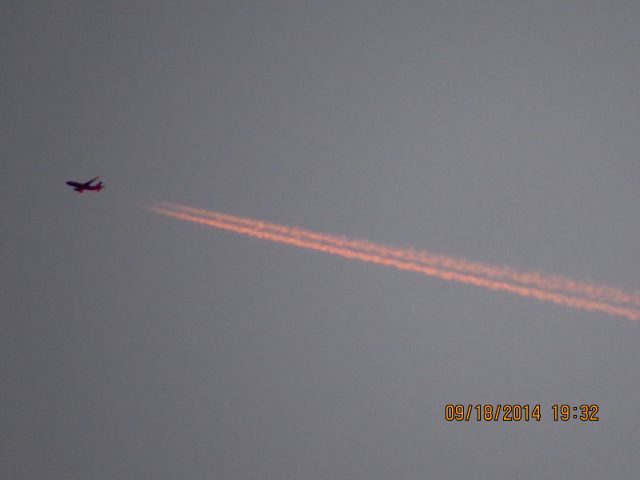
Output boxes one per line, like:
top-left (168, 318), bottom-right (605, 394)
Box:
top-left (149, 203), bottom-right (640, 321)
top-left (160, 202), bottom-right (640, 308)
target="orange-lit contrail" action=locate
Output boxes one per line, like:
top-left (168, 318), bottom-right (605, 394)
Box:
top-left (160, 202), bottom-right (640, 308)
top-left (149, 203), bottom-right (640, 321)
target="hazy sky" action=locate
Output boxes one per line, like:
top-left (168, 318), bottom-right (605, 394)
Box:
top-left (3, 1), bottom-right (639, 478)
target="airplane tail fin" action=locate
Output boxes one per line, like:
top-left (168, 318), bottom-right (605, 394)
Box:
top-left (96, 182), bottom-right (104, 191)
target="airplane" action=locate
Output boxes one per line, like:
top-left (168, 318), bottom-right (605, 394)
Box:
top-left (66, 176), bottom-right (104, 193)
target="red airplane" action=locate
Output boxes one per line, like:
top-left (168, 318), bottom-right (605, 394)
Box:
top-left (66, 176), bottom-right (104, 193)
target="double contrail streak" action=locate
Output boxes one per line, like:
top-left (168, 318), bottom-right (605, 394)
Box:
top-left (164, 203), bottom-right (640, 308)
top-left (149, 202), bottom-right (640, 321)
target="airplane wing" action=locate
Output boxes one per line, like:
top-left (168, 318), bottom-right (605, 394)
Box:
top-left (85, 176), bottom-right (99, 186)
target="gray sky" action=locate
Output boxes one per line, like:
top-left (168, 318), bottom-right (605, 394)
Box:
top-left (3, 1), bottom-right (639, 478)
